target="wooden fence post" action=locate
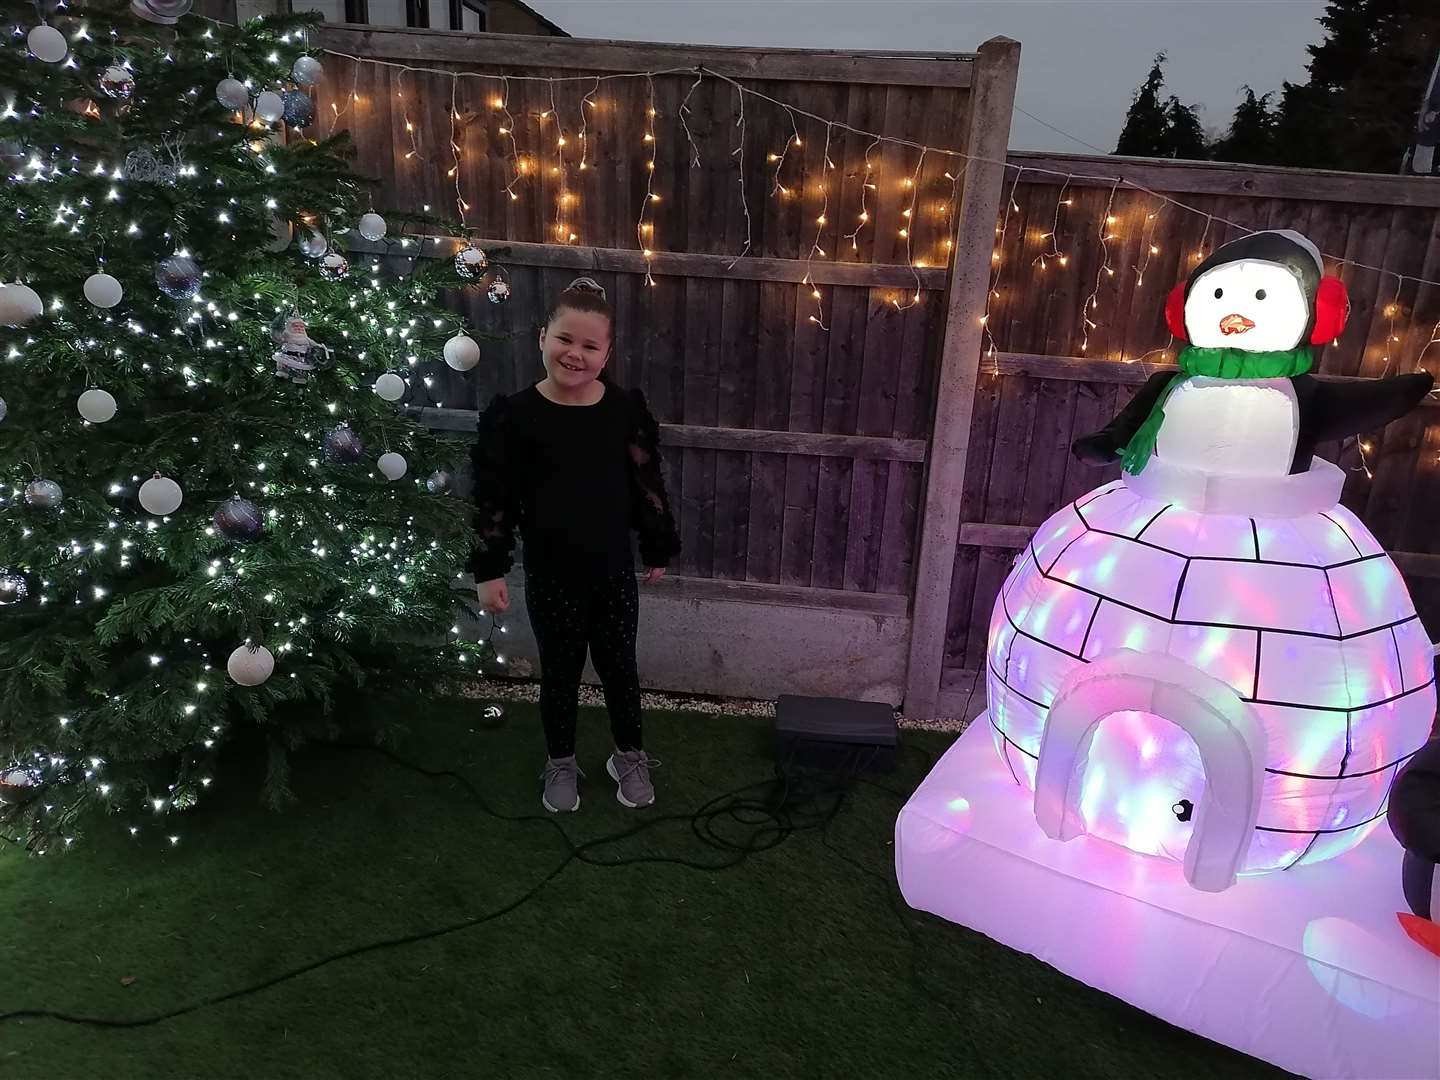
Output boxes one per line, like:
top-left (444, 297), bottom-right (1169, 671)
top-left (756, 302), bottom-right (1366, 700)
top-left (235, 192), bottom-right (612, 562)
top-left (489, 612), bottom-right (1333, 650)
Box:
top-left (903, 36), bottom-right (1021, 720)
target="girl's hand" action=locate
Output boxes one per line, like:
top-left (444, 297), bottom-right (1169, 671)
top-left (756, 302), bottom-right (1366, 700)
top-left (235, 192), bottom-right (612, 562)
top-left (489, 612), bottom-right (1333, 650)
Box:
top-left (643, 567), bottom-right (666, 584)
top-left (476, 578), bottom-right (510, 613)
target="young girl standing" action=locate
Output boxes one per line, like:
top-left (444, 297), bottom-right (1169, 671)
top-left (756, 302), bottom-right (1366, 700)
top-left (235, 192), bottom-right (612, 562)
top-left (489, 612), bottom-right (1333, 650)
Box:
top-left (469, 278), bottom-right (680, 813)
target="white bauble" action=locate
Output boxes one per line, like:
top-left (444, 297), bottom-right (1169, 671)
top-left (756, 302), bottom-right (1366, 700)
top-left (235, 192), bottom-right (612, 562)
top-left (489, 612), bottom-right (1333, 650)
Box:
top-left (357, 212), bottom-right (387, 241)
top-left (27, 26), bottom-right (67, 64)
top-left (83, 273), bottom-right (123, 309)
top-left (443, 333), bottom-right (480, 372)
top-left (216, 77), bottom-right (249, 110)
top-left (77, 389), bottom-right (118, 424)
top-left (227, 644), bottom-right (274, 686)
top-left (254, 91), bottom-right (285, 123)
top-left (298, 229), bottom-right (328, 259)
top-left (291, 56), bottom-right (324, 87)
top-left (373, 373), bottom-right (406, 402)
top-left (138, 475), bottom-right (183, 516)
top-left (0, 284), bottom-right (43, 327)
top-left (378, 452), bottom-right (408, 480)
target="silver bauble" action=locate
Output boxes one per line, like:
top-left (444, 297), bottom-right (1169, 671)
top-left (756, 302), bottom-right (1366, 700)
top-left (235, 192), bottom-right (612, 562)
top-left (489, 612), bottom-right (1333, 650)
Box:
top-left (0, 571), bottom-right (27, 606)
top-left (487, 278), bottom-right (512, 304)
top-left (454, 243), bottom-right (489, 280)
top-left (215, 78), bottom-right (249, 110)
top-left (264, 215), bottom-right (293, 253)
top-left (443, 333), bottom-right (480, 371)
top-left (0, 397), bottom-right (7, 424)
top-left (291, 56), bottom-right (324, 87)
top-left (426, 469), bottom-right (452, 495)
top-left (357, 212), bottom-right (387, 242)
top-left (156, 255), bottom-right (201, 299)
top-left (100, 66), bottom-right (135, 100)
top-left (318, 253), bottom-right (349, 280)
top-left (298, 229), bottom-right (327, 259)
top-left (24, 479), bottom-right (62, 509)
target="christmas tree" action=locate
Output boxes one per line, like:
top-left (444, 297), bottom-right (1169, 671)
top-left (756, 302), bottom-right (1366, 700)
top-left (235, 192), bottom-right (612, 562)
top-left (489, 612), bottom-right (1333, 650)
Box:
top-left (0, 0), bottom-right (497, 850)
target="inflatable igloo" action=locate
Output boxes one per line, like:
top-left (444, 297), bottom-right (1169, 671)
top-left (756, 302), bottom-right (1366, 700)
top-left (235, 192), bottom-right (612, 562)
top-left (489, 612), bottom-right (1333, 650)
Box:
top-left (988, 455), bottom-right (1436, 888)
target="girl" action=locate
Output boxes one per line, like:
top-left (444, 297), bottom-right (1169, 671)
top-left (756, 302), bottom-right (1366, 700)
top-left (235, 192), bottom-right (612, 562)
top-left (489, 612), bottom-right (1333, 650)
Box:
top-left (469, 278), bottom-right (680, 813)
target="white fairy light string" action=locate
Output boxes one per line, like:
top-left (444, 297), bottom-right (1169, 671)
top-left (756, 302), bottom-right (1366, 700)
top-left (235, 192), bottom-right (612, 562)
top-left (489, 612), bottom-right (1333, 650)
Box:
top-left (316, 50), bottom-right (1440, 374)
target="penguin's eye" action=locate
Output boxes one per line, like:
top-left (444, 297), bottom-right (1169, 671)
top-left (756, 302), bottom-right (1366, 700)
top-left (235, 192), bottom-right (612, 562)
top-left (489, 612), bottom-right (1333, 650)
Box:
top-left (1213, 287), bottom-right (1223, 299)
top-left (1255, 289), bottom-right (1267, 300)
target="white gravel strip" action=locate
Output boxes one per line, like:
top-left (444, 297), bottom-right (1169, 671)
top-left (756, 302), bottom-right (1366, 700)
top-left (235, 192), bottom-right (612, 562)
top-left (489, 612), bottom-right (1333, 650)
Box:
top-left (455, 677), bottom-right (973, 733)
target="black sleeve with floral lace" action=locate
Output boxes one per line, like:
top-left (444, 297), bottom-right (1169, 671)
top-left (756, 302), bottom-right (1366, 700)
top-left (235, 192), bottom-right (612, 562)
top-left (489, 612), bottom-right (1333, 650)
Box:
top-left (468, 394), bottom-right (520, 582)
top-left (626, 388), bottom-right (681, 569)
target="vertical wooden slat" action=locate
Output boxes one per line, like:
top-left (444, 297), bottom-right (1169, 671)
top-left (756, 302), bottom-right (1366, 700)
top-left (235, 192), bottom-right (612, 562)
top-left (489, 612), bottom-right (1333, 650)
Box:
top-left (747, 281), bottom-right (794, 584)
top-left (904, 37), bottom-right (1020, 720)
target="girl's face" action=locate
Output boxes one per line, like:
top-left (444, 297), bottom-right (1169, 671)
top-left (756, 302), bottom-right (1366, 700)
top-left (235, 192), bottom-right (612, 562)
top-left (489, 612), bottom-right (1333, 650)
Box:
top-left (539, 307), bottom-right (611, 390)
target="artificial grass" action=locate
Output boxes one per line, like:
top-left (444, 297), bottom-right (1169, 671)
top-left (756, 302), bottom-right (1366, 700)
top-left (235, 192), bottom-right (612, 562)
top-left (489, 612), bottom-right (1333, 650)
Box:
top-left (0, 698), bottom-right (1286, 1079)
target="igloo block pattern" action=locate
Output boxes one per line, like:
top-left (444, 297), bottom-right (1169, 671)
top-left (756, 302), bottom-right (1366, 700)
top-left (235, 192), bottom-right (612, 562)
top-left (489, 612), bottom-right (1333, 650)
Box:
top-left (988, 480), bottom-right (1437, 874)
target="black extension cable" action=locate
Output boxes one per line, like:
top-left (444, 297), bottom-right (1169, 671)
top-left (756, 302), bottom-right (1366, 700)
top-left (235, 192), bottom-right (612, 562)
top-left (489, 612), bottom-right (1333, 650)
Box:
top-left (0, 738), bottom-right (866, 1030)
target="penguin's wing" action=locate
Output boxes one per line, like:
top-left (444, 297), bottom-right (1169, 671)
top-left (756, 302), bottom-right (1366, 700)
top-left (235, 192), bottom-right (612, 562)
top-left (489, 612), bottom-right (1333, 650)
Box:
top-left (1389, 737), bottom-right (1440, 862)
top-left (1304, 371), bottom-right (1435, 443)
top-left (1071, 370), bottom-right (1176, 465)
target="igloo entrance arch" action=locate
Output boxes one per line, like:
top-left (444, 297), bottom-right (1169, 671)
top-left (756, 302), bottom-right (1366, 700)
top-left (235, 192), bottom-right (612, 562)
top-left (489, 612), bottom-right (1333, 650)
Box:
top-left (1034, 651), bottom-right (1267, 892)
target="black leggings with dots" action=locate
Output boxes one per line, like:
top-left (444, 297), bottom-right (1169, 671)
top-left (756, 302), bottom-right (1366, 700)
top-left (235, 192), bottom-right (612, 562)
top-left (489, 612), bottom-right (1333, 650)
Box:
top-left (524, 567), bottom-right (643, 760)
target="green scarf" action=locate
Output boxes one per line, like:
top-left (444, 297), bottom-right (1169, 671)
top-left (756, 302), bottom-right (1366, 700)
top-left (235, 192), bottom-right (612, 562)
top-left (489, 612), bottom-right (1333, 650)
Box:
top-left (1120, 346), bottom-right (1313, 475)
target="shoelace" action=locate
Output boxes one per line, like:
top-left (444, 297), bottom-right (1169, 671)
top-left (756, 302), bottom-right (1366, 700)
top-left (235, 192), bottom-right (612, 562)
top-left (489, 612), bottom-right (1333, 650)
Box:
top-left (541, 761), bottom-right (584, 784)
top-left (613, 754), bottom-right (661, 781)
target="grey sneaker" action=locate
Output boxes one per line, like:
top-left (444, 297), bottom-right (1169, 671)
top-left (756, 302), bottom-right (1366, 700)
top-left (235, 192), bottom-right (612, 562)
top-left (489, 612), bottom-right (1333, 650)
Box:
top-left (606, 749), bottom-right (659, 808)
top-left (541, 756), bottom-right (582, 813)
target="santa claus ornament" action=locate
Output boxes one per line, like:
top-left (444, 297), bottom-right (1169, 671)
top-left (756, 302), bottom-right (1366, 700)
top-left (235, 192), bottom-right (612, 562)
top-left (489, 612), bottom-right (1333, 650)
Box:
top-left (271, 312), bottom-right (332, 384)
top-left (984, 229), bottom-right (1435, 891)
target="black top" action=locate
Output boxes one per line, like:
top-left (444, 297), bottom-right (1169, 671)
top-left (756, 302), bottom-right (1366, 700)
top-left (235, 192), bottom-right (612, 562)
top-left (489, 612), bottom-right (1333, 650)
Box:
top-left (468, 382), bottom-right (681, 582)
top-left (1072, 370), bottom-right (1434, 475)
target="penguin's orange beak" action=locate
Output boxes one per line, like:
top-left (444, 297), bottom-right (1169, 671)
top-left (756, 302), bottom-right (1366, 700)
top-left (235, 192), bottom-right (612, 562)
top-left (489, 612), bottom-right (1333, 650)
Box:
top-left (1220, 313), bottom-right (1256, 336)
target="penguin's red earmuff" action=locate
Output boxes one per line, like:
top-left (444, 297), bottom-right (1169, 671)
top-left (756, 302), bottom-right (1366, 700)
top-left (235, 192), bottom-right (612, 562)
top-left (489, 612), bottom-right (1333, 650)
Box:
top-left (1311, 275), bottom-right (1350, 345)
top-left (1164, 283), bottom-right (1188, 341)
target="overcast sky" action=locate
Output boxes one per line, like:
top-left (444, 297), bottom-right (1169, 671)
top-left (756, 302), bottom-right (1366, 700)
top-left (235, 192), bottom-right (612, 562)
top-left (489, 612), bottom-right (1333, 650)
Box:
top-left (527, 0), bottom-right (1330, 153)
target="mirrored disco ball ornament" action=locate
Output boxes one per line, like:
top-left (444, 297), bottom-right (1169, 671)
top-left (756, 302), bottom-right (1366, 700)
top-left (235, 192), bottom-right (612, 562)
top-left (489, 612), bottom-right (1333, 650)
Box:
top-left (426, 469), bottom-right (451, 495)
top-left (454, 243), bottom-right (488, 280)
top-left (291, 56), bottom-right (323, 87)
top-left (24, 479), bottom-right (62, 509)
top-left (318, 253), bottom-right (349, 280)
top-left (298, 229), bottom-right (327, 259)
top-left (281, 89), bottom-right (313, 129)
top-left (323, 424), bottom-right (364, 463)
top-left (0, 571), bottom-right (27, 606)
top-left (100, 65), bottom-right (135, 100)
top-left (213, 497), bottom-right (263, 542)
top-left (124, 148), bottom-right (160, 183)
top-left (215, 77), bottom-right (249, 110)
top-left (130, 0), bottom-right (193, 24)
top-left (487, 278), bottom-right (511, 304)
top-left (357, 212), bottom-right (387, 242)
top-left (156, 255), bottom-right (201, 299)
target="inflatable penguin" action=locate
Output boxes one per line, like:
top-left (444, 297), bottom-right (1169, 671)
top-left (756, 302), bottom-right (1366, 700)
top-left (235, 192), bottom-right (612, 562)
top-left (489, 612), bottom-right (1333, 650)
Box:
top-left (1389, 737), bottom-right (1440, 957)
top-left (1073, 229), bottom-right (1434, 476)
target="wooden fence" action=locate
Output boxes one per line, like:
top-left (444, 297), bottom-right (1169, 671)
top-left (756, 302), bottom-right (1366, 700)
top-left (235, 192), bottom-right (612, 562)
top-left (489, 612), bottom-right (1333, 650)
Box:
top-left (313, 26), bottom-right (1440, 719)
top-left (312, 25), bottom-right (1020, 710)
